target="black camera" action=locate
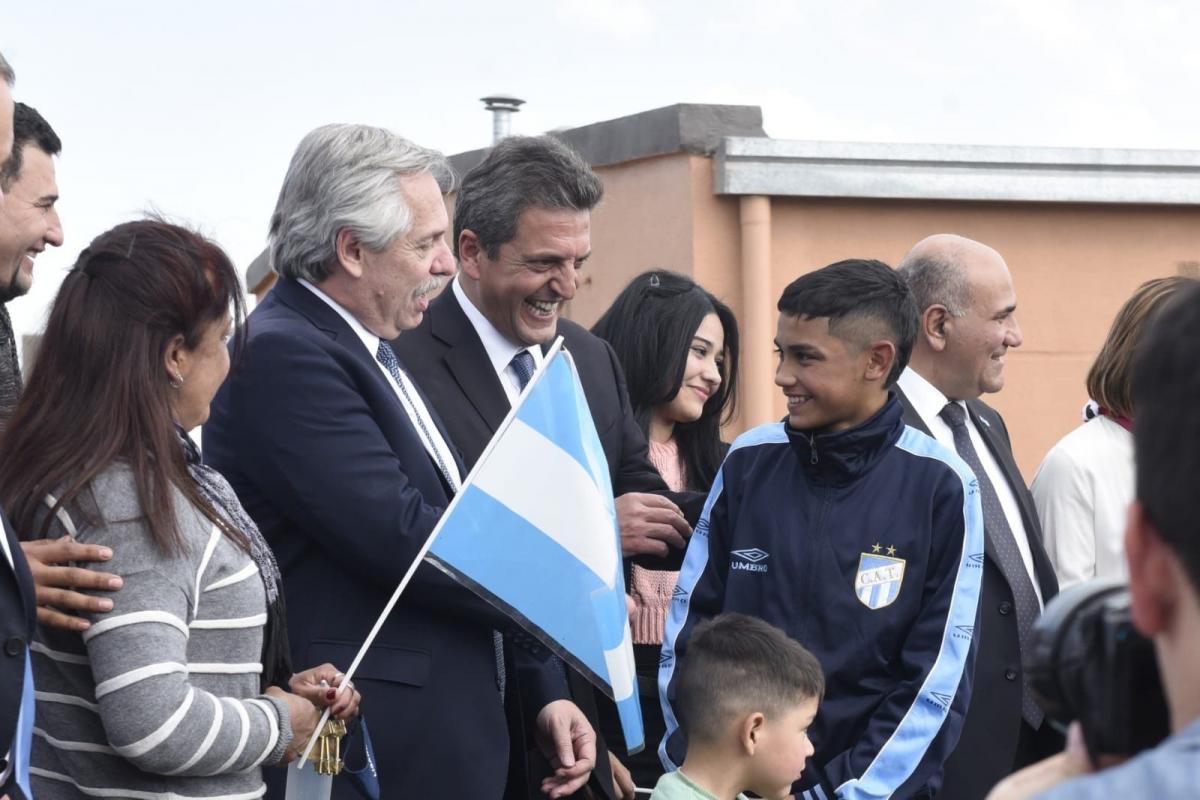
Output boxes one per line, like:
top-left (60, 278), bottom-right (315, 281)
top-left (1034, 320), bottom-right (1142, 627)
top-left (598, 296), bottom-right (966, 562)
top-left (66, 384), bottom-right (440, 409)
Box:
top-left (1026, 579), bottom-right (1170, 765)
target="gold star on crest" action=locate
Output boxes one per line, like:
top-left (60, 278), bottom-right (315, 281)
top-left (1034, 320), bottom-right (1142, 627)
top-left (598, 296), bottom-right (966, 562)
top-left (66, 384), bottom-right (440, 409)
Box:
top-left (886, 545), bottom-right (897, 556)
top-left (871, 543), bottom-right (882, 554)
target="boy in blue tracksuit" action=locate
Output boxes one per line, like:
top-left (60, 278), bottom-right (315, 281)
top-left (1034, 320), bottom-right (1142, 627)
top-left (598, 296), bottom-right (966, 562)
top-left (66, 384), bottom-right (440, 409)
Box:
top-left (659, 259), bottom-right (984, 800)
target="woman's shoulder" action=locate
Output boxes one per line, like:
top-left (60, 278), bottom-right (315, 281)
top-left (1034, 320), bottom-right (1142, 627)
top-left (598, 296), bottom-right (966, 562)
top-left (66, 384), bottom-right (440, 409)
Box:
top-left (73, 462), bottom-right (212, 548)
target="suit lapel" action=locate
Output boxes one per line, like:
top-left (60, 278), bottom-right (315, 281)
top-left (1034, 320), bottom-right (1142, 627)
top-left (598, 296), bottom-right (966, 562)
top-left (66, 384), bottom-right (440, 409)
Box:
top-left (892, 387), bottom-right (930, 434)
top-left (430, 290), bottom-right (511, 434)
top-left (3, 516), bottom-right (35, 631)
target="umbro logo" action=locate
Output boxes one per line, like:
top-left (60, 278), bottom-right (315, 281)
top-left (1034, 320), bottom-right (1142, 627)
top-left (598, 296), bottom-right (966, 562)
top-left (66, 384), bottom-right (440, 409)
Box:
top-left (672, 585), bottom-right (689, 601)
top-left (928, 691), bottom-right (954, 710)
top-left (954, 624), bottom-right (974, 640)
top-left (731, 548), bottom-right (770, 573)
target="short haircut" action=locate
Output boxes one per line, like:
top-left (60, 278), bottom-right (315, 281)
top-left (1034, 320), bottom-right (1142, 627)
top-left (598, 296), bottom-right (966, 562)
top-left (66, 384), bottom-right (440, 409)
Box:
top-left (1087, 277), bottom-right (1193, 418)
top-left (1, 102), bottom-right (62, 186)
top-left (777, 259), bottom-right (918, 386)
top-left (453, 135), bottom-right (602, 259)
top-left (896, 248), bottom-right (972, 317)
top-left (675, 613), bottom-right (824, 746)
top-left (1132, 280), bottom-right (1200, 593)
top-left (0, 51), bottom-right (13, 86)
top-left (269, 124), bottom-right (451, 284)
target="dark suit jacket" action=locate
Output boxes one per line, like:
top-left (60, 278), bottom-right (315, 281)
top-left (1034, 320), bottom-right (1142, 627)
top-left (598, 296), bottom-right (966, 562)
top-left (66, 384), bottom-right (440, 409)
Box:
top-left (895, 387), bottom-right (1061, 800)
top-left (204, 278), bottom-right (562, 799)
top-left (394, 287), bottom-right (694, 799)
top-left (1, 512), bottom-right (35, 800)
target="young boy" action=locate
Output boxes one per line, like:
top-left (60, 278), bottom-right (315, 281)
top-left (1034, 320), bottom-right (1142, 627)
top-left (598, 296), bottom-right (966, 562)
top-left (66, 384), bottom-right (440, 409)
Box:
top-left (659, 260), bottom-right (984, 799)
top-left (652, 612), bottom-right (824, 800)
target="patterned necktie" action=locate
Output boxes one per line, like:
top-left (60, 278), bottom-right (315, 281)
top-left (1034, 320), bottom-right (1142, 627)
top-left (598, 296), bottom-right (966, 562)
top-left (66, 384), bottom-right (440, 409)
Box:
top-left (510, 350), bottom-right (537, 390)
top-left (940, 402), bottom-right (1044, 727)
top-left (375, 341), bottom-right (457, 490)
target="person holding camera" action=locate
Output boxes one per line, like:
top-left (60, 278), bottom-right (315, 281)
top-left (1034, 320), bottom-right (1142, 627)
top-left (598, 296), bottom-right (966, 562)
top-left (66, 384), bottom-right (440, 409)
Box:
top-left (989, 280), bottom-right (1200, 799)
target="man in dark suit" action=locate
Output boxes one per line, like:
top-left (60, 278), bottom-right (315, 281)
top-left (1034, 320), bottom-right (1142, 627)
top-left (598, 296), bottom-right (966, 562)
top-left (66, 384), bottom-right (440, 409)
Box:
top-left (894, 234), bottom-right (1061, 800)
top-left (394, 136), bottom-right (694, 800)
top-left (204, 124), bottom-right (595, 799)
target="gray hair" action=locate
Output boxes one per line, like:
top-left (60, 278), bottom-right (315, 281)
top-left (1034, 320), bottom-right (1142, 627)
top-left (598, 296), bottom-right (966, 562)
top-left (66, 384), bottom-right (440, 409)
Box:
top-left (454, 135), bottom-right (602, 258)
top-left (896, 250), bottom-right (972, 317)
top-left (0, 51), bottom-right (14, 86)
top-left (269, 124), bottom-right (452, 284)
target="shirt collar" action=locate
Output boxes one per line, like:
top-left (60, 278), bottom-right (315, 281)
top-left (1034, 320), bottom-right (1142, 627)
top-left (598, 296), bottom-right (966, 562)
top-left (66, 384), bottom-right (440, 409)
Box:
top-left (298, 278), bottom-right (380, 356)
top-left (897, 366), bottom-right (966, 428)
top-left (452, 275), bottom-right (543, 377)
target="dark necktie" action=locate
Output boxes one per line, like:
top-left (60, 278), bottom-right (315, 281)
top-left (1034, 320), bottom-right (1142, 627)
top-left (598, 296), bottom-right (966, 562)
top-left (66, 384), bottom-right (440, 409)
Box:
top-left (375, 341), bottom-right (457, 490)
top-left (940, 402), bottom-right (1044, 727)
top-left (510, 349), bottom-right (537, 390)
top-left (377, 341), bottom-right (506, 697)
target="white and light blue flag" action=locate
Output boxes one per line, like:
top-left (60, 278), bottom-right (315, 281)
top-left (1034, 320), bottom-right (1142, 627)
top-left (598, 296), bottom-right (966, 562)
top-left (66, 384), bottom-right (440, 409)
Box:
top-left (426, 340), bottom-right (644, 753)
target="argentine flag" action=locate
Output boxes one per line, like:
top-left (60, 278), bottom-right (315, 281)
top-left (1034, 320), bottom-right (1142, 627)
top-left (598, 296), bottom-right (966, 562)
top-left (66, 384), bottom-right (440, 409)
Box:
top-left (426, 340), bottom-right (644, 754)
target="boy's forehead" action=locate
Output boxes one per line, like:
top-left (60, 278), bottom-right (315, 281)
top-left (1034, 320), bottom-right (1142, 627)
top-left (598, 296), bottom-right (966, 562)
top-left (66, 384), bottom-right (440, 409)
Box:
top-left (776, 313), bottom-right (833, 345)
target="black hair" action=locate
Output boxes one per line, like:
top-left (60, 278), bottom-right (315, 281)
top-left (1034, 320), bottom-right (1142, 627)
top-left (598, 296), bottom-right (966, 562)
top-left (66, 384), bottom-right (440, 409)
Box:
top-left (675, 613), bottom-right (824, 746)
top-left (0, 102), bottom-right (61, 187)
top-left (592, 270), bottom-right (739, 491)
top-left (777, 259), bottom-right (918, 386)
top-left (454, 135), bottom-right (602, 258)
top-left (1131, 280), bottom-right (1200, 593)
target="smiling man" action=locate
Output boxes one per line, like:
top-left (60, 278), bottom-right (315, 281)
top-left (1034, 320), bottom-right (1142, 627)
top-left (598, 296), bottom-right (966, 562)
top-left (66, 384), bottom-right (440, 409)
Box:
top-left (896, 235), bottom-right (1061, 800)
top-left (0, 102), bottom-right (62, 429)
top-left (661, 259), bottom-right (983, 800)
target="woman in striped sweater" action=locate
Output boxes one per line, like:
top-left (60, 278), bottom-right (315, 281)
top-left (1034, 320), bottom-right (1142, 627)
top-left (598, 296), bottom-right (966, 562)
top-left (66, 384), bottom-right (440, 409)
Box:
top-left (0, 220), bottom-right (360, 799)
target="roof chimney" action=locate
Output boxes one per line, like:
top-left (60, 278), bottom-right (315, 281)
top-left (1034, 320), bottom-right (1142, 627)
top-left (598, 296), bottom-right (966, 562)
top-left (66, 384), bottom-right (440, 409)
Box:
top-left (481, 94), bottom-right (525, 144)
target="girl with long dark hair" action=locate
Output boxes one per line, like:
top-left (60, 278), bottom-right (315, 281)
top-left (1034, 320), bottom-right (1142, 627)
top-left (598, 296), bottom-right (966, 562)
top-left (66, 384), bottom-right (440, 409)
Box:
top-left (0, 220), bottom-right (359, 799)
top-left (593, 269), bottom-right (739, 787)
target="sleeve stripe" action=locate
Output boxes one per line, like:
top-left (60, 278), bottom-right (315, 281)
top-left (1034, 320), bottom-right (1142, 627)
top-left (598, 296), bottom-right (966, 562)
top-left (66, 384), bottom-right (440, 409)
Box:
top-left (35, 690), bottom-right (99, 713)
top-left (42, 492), bottom-right (79, 537)
top-left (31, 640), bottom-right (90, 665)
top-left (168, 693), bottom-right (223, 776)
top-left (190, 613), bottom-right (268, 630)
top-left (214, 699), bottom-right (252, 775)
top-left (193, 523), bottom-right (223, 616)
top-left (204, 562), bottom-right (259, 592)
top-left (33, 727), bottom-right (117, 755)
top-left (29, 765), bottom-right (267, 799)
top-left (835, 427), bottom-right (985, 799)
top-left (95, 662), bottom-right (187, 699)
top-left (245, 698), bottom-right (281, 768)
top-left (188, 662), bottom-right (263, 675)
top-left (82, 610), bottom-right (189, 642)
top-left (113, 687), bottom-right (195, 759)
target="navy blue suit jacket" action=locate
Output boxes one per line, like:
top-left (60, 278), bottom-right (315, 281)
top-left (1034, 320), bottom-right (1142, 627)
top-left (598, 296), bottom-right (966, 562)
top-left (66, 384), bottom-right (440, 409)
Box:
top-left (1, 512), bottom-right (35, 800)
top-left (204, 278), bottom-right (562, 799)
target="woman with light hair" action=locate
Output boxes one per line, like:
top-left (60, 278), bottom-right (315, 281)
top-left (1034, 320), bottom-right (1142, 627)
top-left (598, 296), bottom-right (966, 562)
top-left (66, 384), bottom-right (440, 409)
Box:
top-left (1032, 276), bottom-right (1194, 588)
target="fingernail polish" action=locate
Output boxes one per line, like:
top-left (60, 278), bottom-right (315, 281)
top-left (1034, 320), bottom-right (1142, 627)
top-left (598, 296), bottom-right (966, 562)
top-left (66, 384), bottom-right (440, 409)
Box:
top-left (326, 689), bottom-right (336, 701)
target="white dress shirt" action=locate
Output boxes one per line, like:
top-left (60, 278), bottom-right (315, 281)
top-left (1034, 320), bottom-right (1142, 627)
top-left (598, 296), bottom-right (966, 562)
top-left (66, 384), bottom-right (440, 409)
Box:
top-left (1031, 415), bottom-right (1133, 589)
top-left (299, 279), bottom-right (461, 490)
top-left (452, 277), bottom-right (543, 405)
top-left (897, 367), bottom-right (1044, 607)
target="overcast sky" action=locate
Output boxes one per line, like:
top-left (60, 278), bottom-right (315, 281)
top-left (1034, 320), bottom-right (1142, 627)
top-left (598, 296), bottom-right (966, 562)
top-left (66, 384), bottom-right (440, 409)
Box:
top-left (4, 0), bottom-right (1198, 340)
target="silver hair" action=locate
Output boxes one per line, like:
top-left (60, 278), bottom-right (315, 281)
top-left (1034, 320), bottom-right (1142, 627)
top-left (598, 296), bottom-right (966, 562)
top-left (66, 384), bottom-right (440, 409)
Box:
top-left (269, 124), bottom-right (452, 284)
top-left (0, 51), bottom-right (14, 86)
top-left (896, 249), bottom-right (972, 317)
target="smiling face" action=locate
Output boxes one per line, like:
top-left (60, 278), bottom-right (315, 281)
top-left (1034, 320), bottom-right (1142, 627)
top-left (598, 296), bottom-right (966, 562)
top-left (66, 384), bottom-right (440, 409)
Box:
top-left (775, 313), bottom-right (886, 434)
top-left (657, 311), bottom-right (725, 428)
top-left (460, 205), bottom-right (590, 346)
top-left (939, 250), bottom-right (1023, 400)
top-left (746, 695), bottom-right (819, 799)
top-left (0, 144), bottom-right (63, 301)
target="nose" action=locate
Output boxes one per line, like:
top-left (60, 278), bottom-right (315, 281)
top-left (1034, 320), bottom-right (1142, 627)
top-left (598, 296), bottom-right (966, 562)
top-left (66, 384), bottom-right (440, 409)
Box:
top-left (432, 240), bottom-right (456, 276)
top-left (45, 208), bottom-right (64, 247)
top-left (550, 264), bottom-right (578, 302)
top-left (1006, 316), bottom-right (1023, 349)
top-left (774, 363), bottom-right (793, 388)
top-left (703, 356), bottom-right (722, 387)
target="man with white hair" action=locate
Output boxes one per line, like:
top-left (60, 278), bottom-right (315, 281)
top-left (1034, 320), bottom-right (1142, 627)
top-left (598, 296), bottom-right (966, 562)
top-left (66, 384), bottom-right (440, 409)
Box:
top-left (204, 124), bottom-right (595, 799)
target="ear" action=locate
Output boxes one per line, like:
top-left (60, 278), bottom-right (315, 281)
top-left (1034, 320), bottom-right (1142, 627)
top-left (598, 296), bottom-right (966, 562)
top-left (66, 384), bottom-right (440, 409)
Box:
top-left (863, 340), bottom-right (897, 383)
top-left (163, 333), bottom-right (189, 384)
top-left (457, 229), bottom-right (485, 280)
top-left (1126, 500), bottom-right (1175, 638)
top-left (738, 711), bottom-right (767, 756)
top-left (334, 228), bottom-right (368, 279)
top-left (921, 305), bottom-right (952, 353)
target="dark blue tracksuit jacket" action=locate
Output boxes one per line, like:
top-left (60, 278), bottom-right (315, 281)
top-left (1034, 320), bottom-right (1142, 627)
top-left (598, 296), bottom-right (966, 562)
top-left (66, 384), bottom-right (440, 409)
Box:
top-left (659, 395), bottom-right (984, 799)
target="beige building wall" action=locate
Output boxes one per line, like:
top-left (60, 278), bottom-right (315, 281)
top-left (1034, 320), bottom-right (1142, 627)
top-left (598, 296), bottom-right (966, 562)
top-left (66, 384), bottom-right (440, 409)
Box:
top-left (562, 151), bottom-right (1200, 476)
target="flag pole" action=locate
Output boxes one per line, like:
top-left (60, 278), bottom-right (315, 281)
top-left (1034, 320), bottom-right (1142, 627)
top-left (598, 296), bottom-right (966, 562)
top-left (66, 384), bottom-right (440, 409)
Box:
top-left (296, 336), bottom-right (566, 766)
